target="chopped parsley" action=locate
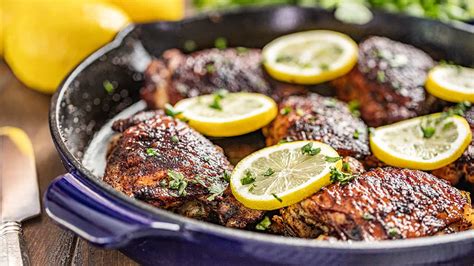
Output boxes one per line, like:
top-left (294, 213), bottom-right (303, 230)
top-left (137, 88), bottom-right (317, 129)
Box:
top-left (319, 63), bottom-right (329, 71)
top-left (301, 143), bottom-right (321, 156)
top-left (442, 121), bottom-right (455, 131)
top-left (159, 179), bottom-right (168, 187)
top-left (183, 40), bottom-right (197, 52)
top-left (280, 107), bottom-right (292, 115)
top-left (208, 89), bottom-right (228, 111)
top-left (325, 156), bottom-right (342, 163)
top-left (353, 129), bottom-right (360, 139)
top-left (146, 148), bottom-right (159, 157)
top-left (388, 227), bottom-right (400, 238)
top-left (348, 100), bottom-right (361, 117)
top-left (241, 170), bottom-right (255, 185)
top-left (278, 139), bottom-right (289, 144)
top-left (255, 216), bottom-right (272, 231)
top-left (236, 46), bottom-right (249, 55)
top-left (420, 125), bottom-right (436, 138)
top-left (103, 80), bottom-right (115, 94)
top-left (164, 103), bottom-right (182, 117)
top-left (207, 183), bottom-right (226, 201)
top-left (276, 55), bottom-right (293, 63)
top-left (222, 171), bottom-right (231, 182)
top-left (248, 184), bottom-right (256, 193)
top-left (168, 170), bottom-right (188, 196)
top-left (272, 193), bottom-right (283, 203)
top-left (214, 37), bottom-right (227, 50)
top-left (329, 167), bottom-right (355, 185)
top-left (362, 212), bottom-right (375, 221)
top-left (376, 70), bottom-right (386, 83)
top-left (171, 135), bottom-right (180, 143)
top-left (205, 63), bottom-right (216, 73)
top-left (324, 98), bottom-right (337, 108)
top-left (342, 162), bottom-right (350, 172)
top-left (263, 168), bottom-right (275, 177)
top-left (194, 175), bottom-right (207, 187)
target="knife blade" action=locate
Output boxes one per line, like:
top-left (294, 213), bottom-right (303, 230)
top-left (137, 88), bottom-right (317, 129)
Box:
top-left (0, 127), bottom-right (41, 266)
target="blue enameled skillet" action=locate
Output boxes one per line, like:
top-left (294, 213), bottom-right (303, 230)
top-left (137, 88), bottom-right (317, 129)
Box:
top-left (46, 6), bottom-right (474, 265)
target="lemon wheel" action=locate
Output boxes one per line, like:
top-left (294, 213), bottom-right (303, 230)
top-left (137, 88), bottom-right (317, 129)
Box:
top-left (173, 92), bottom-right (277, 137)
top-left (426, 64), bottom-right (474, 103)
top-left (262, 30), bottom-right (358, 85)
top-left (370, 114), bottom-right (472, 170)
top-left (230, 141), bottom-right (342, 210)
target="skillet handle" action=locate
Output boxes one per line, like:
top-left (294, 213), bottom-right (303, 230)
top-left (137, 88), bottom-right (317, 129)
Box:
top-left (44, 173), bottom-right (182, 248)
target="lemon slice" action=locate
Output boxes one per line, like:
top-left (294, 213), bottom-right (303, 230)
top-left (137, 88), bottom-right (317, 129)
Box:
top-left (426, 64), bottom-right (474, 103)
top-left (370, 114), bottom-right (472, 170)
top-left (262, 30), bottom-right (358, 85)
top-left (173, 92), bottom-right (277, 137)
top-left (230, 141), bottom-right (342, 210)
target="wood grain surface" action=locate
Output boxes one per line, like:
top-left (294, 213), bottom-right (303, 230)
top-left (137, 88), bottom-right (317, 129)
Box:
top-left (0, 61), bottom-right (137, 265)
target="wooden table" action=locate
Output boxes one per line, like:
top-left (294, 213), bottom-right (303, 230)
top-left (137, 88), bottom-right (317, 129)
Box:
top-left (0, 61), bottom-right (137, 265)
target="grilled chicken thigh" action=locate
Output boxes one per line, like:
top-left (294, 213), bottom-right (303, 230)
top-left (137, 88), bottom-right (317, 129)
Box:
top-left (432, 106), bottom-right (474, 185)
top-left (332, 36), bottom-right (439, 127)
top-left (272, 168), bottom-right (473, 240)
top-left (263, 93), bottom-right (371, 160)
top-left (104, 110), bottom-right (263, 228)
top-left (141, 48), bottom-right (306, 109)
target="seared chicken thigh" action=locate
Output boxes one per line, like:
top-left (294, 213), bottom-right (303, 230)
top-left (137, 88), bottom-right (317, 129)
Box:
top-left (264, 93), bottom-right (371, 160)
top-left (272, 168), bottom-right (473, 240)
top-left (141, 48), bottom-right (306, 109)
top-left (332, 36), bottom-right (439, 127)
top-left (104, 110), bottom-right (263, 228)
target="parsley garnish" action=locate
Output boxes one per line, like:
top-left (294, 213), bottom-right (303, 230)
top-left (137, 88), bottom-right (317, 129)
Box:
top-left (420, 125), bottom-right (436, 138)
top-left (353, 129), bottom-right (360, 139)
top-left (280, 107), bottom-right (292, 115)
top-left (319, 63), bottom-right (329, 71)
top-left (324, 98), bottom-right (337, 108)
top-left (376, 71), bottom-right (386, 83)
top-left (168, 170), bottom-right (188, 196)
top-left (263, 168), bottom-right (275, 177)
top-left (164, 103), bottom-right (182, 117)
top-left (241, 170), bottom-right (255, 185)
top-left (388, 227), bottom-right (400, 238)
top-left (207, 183), bottom-right (226, 201)
top-left (103, 80), bottom-right (115, 94)
top-left (209, 89), bottom-right (228, 111)
top-left (255, 216), bottom-right (272, 231)
top-left (236, 46), bottom-right (248, 55)
top-left (301, 143), bottom-right (321, 156)
top-left (325, 156), bottom-right (342, 163)
top-left (248, 184), bottom-right (256, 193)
top-left (272, 193), bottom-right (283, 203)
top-left (348, 100), bottom-right (360, 117)
top-left (183, 40), bottom-right (197, 52)
top-left (342, 162), bottom-right (350, 172)
top-left (362, 212), bottom-right (375, 221)
top-left (222, 171), bottom-right (231, 182)
top-left (296, 108), bottom-right (305, 116)
top-left (329, 167), bottom-right (355, 185)
top-left (171, 135), bottom-right (179, 143)
top-left (214, 37), bottom-right (227, 50)
top-left (205, 63), bottom-right (215, 73)
top-left (146, 148), bottom-right (159, 157)
top-left (278, 139), bottom-right (289, 144)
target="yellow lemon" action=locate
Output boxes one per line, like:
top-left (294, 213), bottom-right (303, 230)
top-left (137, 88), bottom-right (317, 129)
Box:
top-left (370, 113), bottom-right (472, 170)
top-left (230, 141), bottom-right (342, 210)
top-left (262, 30), bottom-right (358, 85)
top-left (4, 0), bottom-right (130, 93)
top-left (107, 0), bottom-right (184, 22)
top-left (426, 64), bottom-right (474, 103)
top-left (173, 92), bottom-right (278, 137)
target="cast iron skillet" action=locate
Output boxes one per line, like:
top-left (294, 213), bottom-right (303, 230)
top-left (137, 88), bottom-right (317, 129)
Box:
top-left (45, 6), bottom-right (474, 265)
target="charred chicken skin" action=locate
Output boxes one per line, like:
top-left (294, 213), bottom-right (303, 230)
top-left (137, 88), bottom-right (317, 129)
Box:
top-left (272, 167), bottom-right (473, 240)
top-left (264, 93), bottom-right (371, 160)
top-left (103, 110), bottom-right (263, 228)
top-left (332, 36), bottom-right (439, 127)
top-left (141, 48), bottom-right (306, 109)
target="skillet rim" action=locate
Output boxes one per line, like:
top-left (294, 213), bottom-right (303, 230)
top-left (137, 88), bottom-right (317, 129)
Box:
top-left (49, 5), bottom-right (474, 250)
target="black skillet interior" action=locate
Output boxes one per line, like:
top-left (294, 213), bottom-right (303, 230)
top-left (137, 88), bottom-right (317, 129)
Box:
top-left (54, 6), bottom-right (474, 176)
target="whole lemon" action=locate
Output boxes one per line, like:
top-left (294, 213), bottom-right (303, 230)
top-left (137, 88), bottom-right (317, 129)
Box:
top-left (107, 0), bottom-right (184, 22)
top-left (4, 1), bottom-right (130, 93)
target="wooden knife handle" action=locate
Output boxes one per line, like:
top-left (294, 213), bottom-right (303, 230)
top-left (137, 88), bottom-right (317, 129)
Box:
top-left (0, 221), bottom-right (31, 266)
